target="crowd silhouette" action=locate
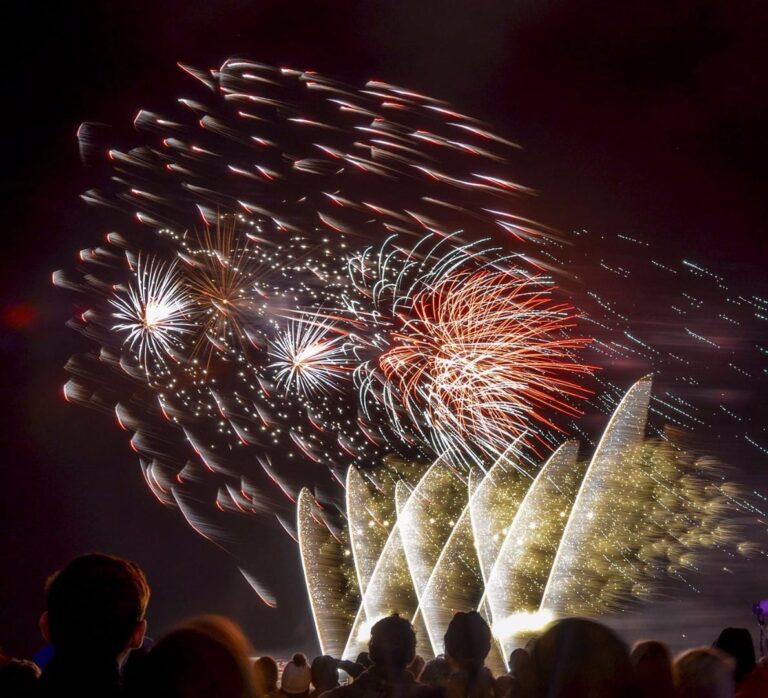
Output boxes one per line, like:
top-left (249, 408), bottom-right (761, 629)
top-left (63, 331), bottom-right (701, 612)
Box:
top-left (1, 553), bottom-right (765, 697)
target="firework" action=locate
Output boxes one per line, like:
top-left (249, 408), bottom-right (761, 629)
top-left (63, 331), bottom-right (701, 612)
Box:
top-left (299, 377), bottom-right (754, 662)
top-left (110, 256), bottom-right (194, 368)
top-left (379, 267), bottom-right (593, 464)
top-left (269, 316), bottom-right (350, 397)
top-left (56, 58), bottom-right (768, 609)
top-left (182, 221), bottom-right (268, 358)
top-left (340, 236), bottom-right (594, 469)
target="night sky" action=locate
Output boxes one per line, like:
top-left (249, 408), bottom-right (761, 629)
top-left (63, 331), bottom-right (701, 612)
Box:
top-left (2, 1), bottom-right (767, 660)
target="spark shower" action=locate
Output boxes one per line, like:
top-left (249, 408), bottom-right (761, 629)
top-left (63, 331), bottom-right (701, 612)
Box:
top-left (298, 376), bottom-right (748, 668)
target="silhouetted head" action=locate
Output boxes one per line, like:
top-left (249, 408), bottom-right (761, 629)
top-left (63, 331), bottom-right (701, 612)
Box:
top-left (254, 656), bottom-right (279, 694)
top-left (630, 640), bottom-right (674, 698)
top-left (713, 627), bottom-right (756, 683)
top-left (139, 617), bottom-right (257, 698)
top-left (675, 648), bottom-right (734, 698)
top-left (444, 611), bottom-right (492, 672)
top-left (311, 655), bottom-right (339, 692)
top-left (187, 616), bottom-right (253, 665)
top-left (281, 653), bottom-right (311, 696)
top-left (355, 652), bottom-right (372, 668)
top-left (369, 614), bottom-right (417, 671)
top-left (0, 659), bottom-right (41, 698)
top-left (408, 654), bottom-right (425, 680)
top-left (508, 648), bottom-right (533, 678)
top-left (42, 553), bottom-right (150, 660)
top-left (420, 656), bottom-right (451, 688)
top-left (531, 617), bottom-right (636, 698)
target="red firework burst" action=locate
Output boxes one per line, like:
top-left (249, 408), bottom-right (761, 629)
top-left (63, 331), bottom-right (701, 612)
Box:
top-left (378, 269), bottom-right (595, 462)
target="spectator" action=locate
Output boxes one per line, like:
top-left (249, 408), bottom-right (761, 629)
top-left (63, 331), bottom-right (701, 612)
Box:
top-left (35, 553), bottom-right (150, 697)
top-left (335, 653), bottom-right (370, 680)
top-left (134, 615), bottom-right (257, 698)
top-left (496, 649), bottom-right (535, 698)
top-left (255, 656), bottom-right (280, 698)
top-left (409, 655), bottom-right (426, 681)
top-left (280, 654), bottom-right (312, 698)
top-left (675, 648), bottom-right (735, 698)
top-left (444, 611), bottom-right (496, 698)
top-left (338, 659), bottom-right (366, 680)
top-left (630, 640), bottom-right (674, 698)
top-left (310, 655), bottom-right (340, 698)
top-left (0, 659), bottom-right (41, 698)
top-left (355, 652), bottom-right (372, 670)
top-left (321, 614), bottom-right (434, 698)
top-left (713, 629), bottom-right (757, 686)
top-left (530, 617), bottom-right (636, 698)
top-left (420, 656), bottom-right (452, 691)
top-left (734, 659), bottom-right (768, 698)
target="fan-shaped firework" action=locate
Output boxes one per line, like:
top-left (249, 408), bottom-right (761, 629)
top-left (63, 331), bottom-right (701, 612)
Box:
top-left (56, 58), bottom-right (767, 607)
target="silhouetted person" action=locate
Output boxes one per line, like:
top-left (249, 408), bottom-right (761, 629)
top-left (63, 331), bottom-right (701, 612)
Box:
top-left (530, 618), bottom-right (636, 698)
top-left (321, 614), bottom-right (434, 698)
top-left (420, 656), bottom-right (452, 691)
top-left (444, 611), bottom-right (496, 698)
top-left (134, 615), bottom-right (257, 698)
top-left (0, 659), bottom-right (41, 698)
top-left (713, 628), bottom-right (757, 686)
top-left (338, 659), bottom-right (366, 680)
top-left (409, 655), bottom-right (426, 681)
top-left (674, 648), bottom-right (735, 698)
top-left (336, 653), bottom-right (371, 680)
top-left (255, 656), bottom-right (280, 698)
top-left (35, 553), bottom-right (150, 698)
top-left (630, 640), bottom-right (674, 698)
top-left (310, 656), bottom-right (340, 698)
top-left (280, 654), bottom-right (312, 698)
top-left (356, 652), bottom-right (372, 669)
top-left (496, 649), bottom-right (535, 698)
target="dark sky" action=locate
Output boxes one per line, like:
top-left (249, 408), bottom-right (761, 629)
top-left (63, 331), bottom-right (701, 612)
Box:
top-left (1, 0), bottom-right (767, 659)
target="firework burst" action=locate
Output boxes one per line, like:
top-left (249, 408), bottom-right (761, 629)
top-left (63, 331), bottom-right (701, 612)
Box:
top-left (269, 316), bottom-right (350, 397)
top-left (379, 269), bottom-right (593, 464)
top-left (110, 256), bottom-right (194, 368)
top-left (340, 236), bottom-right (594, 467)
top-left (175, 219), bottom-right (277, 360)
top-left (56, 58), bottom-right (768, 609)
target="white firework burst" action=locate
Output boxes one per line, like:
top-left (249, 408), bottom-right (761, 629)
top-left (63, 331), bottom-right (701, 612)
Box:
top-left (269, 316), bottom-right (350, 397)
top-left (111, 257), bottom-right (195, 366)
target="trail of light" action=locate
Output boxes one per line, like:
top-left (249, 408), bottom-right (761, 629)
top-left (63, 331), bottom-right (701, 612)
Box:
top-left (540, 376), bottom-right (653, 615)
top-left (484, 441), bottom-right (581, 658)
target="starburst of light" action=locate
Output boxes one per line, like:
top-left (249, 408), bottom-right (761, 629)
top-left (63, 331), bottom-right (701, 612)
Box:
top-left (269, 316), bottom-right (350, 397)
top-left (182, 220), bottom-right (268, 357)
top-left (344, 236), bottom-right (595, 468)
top-left (110, 257), bottom-right (194, 367)
top-left (380, 268), bottom-right (594, 463)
